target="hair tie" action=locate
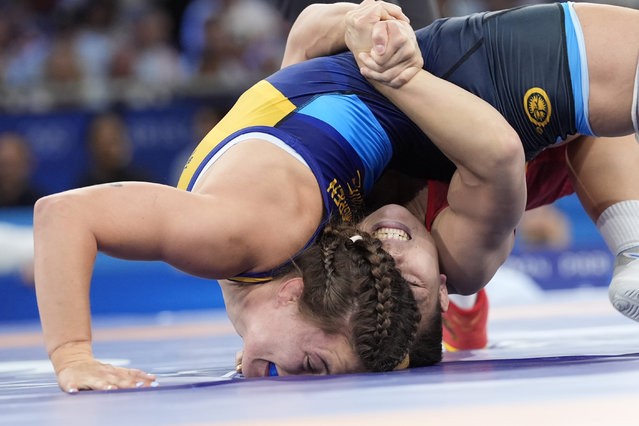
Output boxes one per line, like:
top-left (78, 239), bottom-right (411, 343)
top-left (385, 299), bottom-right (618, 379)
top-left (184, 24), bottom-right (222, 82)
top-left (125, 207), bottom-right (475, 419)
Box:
top-left (350, 235), bottom-right (363, 243)
top-left (393, 354), bottom-right (410, 371)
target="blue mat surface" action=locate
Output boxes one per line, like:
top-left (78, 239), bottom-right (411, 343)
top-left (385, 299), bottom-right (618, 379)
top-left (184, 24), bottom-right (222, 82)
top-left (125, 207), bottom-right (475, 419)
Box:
top-left (2, 288), bottom-right (638, 426)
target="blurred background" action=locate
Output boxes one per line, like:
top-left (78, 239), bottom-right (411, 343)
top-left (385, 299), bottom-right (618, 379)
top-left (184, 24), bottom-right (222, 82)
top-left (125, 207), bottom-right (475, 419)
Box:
top-left (0, 0), bottom-right (635, 322)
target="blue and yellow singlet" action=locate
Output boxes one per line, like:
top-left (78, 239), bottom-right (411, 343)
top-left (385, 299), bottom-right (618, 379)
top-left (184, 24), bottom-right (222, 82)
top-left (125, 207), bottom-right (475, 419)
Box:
top-left (178, 2), bottom-right (586, 282)
top-left (177, 53), bottom-right (437, 282)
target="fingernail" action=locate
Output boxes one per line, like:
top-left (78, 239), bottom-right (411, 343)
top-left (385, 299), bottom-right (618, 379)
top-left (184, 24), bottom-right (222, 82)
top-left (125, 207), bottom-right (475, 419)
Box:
top-left (68, 388), bottom-right (78, 393)
top-left (375, 44), bottom-right (384, 53)
top-left (136, 382), bottom-right (144, 388)
top-left (150, 381), bottom-right (159, 387)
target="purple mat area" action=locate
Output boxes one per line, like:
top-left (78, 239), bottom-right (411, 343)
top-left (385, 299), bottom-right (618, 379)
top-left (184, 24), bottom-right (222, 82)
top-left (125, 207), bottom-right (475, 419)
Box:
top-left (1, 288), bottom-right (639, 426)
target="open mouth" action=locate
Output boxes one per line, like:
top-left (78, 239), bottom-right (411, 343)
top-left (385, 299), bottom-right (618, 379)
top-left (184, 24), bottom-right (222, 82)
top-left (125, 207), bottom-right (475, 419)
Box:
top-left (372, 226), bottom-right (411, 241)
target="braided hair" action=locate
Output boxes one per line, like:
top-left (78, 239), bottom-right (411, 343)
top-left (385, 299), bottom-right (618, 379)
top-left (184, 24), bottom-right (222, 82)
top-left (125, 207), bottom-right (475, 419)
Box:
top-left (409, 302), bottom-right (443, 367)
top-left (274, 218), bottom-right (421, 372)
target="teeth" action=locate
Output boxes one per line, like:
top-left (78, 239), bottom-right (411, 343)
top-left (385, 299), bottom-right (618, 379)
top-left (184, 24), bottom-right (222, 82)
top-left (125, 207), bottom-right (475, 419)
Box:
top-left (373, 227), bottom-right (410, 241)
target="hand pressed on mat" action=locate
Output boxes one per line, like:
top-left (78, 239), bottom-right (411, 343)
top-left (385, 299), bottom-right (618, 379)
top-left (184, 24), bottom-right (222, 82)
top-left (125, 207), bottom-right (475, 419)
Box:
top-left (51, 341), bottom-right (156, 392)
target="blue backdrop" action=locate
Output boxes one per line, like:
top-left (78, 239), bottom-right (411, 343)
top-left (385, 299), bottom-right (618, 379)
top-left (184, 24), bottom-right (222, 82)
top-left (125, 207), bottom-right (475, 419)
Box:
top-left (0, 101), bottom-right (205, 195)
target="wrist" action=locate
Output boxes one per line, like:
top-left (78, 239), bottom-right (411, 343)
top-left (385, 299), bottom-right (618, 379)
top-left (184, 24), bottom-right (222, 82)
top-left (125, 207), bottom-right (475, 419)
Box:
top-left (49, 340), bottom-right (94, 374)
top-left (368, 67), bottom-right (418, 94)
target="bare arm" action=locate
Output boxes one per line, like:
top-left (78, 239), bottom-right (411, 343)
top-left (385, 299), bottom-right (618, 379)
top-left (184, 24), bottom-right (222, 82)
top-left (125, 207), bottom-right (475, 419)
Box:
top-left (346, 18), bottom-right (527, 294)
top-left (35, 164), bottom-right (319, 391)
top-left (34, 183), bottom-right (256, 390)
top-left (281, 0), bottom-right (408, 68)
top-left (282, 3), bottom-right (356, 68)
top-left (377, 71), bottom-right (526, 292)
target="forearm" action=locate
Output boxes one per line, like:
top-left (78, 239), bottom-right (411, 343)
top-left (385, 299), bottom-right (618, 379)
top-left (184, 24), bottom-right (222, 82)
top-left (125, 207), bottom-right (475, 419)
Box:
top-left (379, 71), bottom-right (526, 293)
top-left (281, 2), bottom-right (356, 68)
top-left (397, 72), bottom-right (527, 227)
top-left (33, 182), bottom-right (254, 391)
top-left (34, 193), bottom-right (96, 367)
top-left (372, 71), bottom-right (523, 184)
top-left (434, 213), bottom-right (516, 294)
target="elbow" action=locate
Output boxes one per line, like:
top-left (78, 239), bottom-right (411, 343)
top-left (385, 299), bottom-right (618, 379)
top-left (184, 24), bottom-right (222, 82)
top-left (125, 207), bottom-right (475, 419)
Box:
top-left (495, 127), bottom-right (525, 167)
top-left (33, 192), bottom-right (79, 234)
top-left (288, 3), bottom-right (325, 42)
top-left (486, 127), bottom-right (525, 178)
top-left (282, 4), bottom-right (329, 67)
top-left (34, 193), bottom-right (64, 221)
top-left (281, 15), bottom-right (313, 67)
top-left (297, 3), bottom-right (324, 19)
top-left (34, 194), bottom-right (58, 231)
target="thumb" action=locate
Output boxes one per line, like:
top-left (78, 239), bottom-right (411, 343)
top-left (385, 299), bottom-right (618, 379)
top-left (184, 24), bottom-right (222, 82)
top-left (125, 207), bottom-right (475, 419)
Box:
top-left (372, 21), bottom-right (389, 54)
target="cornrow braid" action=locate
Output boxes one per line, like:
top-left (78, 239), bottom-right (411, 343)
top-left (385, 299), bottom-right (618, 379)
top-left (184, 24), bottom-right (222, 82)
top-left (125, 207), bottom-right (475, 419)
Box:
top-left (275, 217), bottom-right (421, 372)
top-left (409, 303), bottom-right (443, 367)
top-left (320, 234), bottom-right (340, 304)
top-left (346, 231), bottom-right (421, 371)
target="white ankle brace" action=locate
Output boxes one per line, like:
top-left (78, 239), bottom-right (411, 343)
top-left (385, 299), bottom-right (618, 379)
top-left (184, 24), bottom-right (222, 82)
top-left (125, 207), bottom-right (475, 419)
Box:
top-left (596, 200), bottom-right (639, 255)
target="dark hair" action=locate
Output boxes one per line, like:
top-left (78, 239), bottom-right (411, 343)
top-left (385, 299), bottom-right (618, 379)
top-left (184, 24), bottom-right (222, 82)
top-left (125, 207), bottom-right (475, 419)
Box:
top-left (274, 219), bottom-right (421, 372)
top-left (409, 301), bottom-right (443, 367)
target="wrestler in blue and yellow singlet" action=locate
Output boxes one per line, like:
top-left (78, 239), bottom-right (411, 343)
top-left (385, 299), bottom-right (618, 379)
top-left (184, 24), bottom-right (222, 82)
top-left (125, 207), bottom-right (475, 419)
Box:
top-left (178, 2), bottom-right (589, 282)
top-left (177, 52), bottom-right (448, 282)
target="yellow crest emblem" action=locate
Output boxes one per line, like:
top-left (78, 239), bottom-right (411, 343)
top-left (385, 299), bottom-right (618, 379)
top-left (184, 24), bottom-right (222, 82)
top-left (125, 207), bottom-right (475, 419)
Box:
top-left (524, 87), bottom-right (551, 134)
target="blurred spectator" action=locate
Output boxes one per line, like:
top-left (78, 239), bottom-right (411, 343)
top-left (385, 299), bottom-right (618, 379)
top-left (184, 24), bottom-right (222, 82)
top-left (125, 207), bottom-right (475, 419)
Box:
top-left (222, 0), bottom-right (287, 73)
top-left (134, 8), bottom-right (183, 86)
top-left (0, 132), bottom-right (43, 207)
top-left (196, 15), bottom-right (250, 88)
top-left (77, 111), bottom-right (153, 187)
top-left (1, 3), bottom-right (50, 111)
top-left (109, 42), bottom-right (135, 80)
top-left (0, 14), bottom-right (13, 76)
top-left (170, 105), bottom-right (223, 185)
top-left (517, 204), bottom-right (572, 250)
top-left (74, 0), bottom-right (121, 108)
top-left (180, 0), bottom-right (227, 73)
top-left (187, 0), bottom-right (287, 90)
top-left (41, 24), bottom-right (86, 108)
top-left (0, 0), bottom-right (633, 112)
top-left (109, 7), bottom-right (184, 105)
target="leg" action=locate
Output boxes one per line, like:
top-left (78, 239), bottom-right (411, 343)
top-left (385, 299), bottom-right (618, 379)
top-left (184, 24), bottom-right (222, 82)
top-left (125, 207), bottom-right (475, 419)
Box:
top-left (566, 134), bottom-right (639, 221)
top-left (567, 134), bottom-right (639, 321)
top-left (574, 3), bottom-right (639, 136)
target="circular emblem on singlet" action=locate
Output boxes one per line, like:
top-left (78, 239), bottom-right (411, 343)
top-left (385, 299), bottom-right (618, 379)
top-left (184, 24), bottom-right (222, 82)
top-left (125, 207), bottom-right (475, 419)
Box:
top-left (524, 87), bottom-right (552, 134)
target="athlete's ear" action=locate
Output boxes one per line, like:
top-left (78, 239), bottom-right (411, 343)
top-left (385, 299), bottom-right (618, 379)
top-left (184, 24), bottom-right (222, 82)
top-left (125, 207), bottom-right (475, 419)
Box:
top-left (277, 277), bottom-right (304, 304)
top-left (438, 274), bottom-right (449, 313)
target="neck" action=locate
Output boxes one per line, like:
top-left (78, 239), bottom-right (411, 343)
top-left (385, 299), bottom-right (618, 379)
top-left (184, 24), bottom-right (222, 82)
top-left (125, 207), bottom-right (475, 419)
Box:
top-left (403, 184), bottom-right (429, 221)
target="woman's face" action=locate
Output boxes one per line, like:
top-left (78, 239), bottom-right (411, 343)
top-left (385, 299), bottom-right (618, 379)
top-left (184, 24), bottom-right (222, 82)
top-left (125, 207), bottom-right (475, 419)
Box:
top-left (239, 296), bottom-right (363, 377)
top-left (358, 204), bottom-right (447, 317)
top-left (236, 204), bottom-right (446, 377)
